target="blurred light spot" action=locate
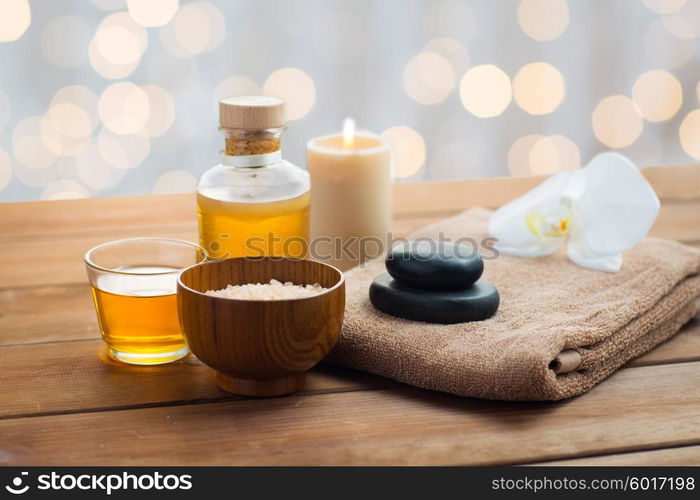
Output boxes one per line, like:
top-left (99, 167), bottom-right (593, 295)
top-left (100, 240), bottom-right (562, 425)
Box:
top-left (403, 52), bottom-right (455, 105)
top-left (214, 76), bottom-right (261, 104)
top-left (0, 90), bottom-right (9, 129)
top-left (0, 0), bottom-right (31, 42)
top-left (127, 0), bottom-right (179, 27)
top-left (75, 141), bottom-right (125, 190)
top-left (139, 85), bottom-right (175, 137)
top-left (98, 127), bottom-right (150, 169)
top-left (662, 1), bottom-right (700, 39)
top-left (89, 12), bottom-right (147, 78)
top-left (679, 109), bottom-right (700, 159)
top-left (0, 148), bottom-right (12, 191)
top-left (263, 68), bottom-right (316, 121)
top-left (662, 14), bottom-right (696, 39)
top-left (592, 95), bottom-right (643, 148)
top-left (89, 39), bottom-right (139, 79)
top-left (99, 82), bottom-right (150, 135)
top-left (529, 135), bottom-right (580, 175)
top-left (163, 1), bottom-right (225, 56)
top-left (423, 0), bottom-right (475, 42)
top-left (632, 69), bottom-right (683, 122)
top-left (424, 37), bottom-right (470, 76)
top-left (41, 180), bottom-right (89, 200)
top-left (93, 17), bottom-right (145, 65)
top-left (644, 19), bottom-right (694, 69)
top-left (152, 170), bottom-right (197, 194)
top-left (518, 0), bottom-right (569, 41)
top-left (95, 26), bottom-right (141, 65)
top-left (643, 0), bottom-right (687, 14)
top-left (12, 117), bottom-right (58, 169)
top-left (380, 126), bottom-right (426, 178)
top-left (459, 64), bottom-right (512, 118)
top-left (91, 0), bottom-right (126, 10)
top-left (39, 102), bottom-right (93, 157)
top-left (508, 135), bottom-right (544, 176)
top-left (41, 16), bottom-right (90, 68)
top-left (512, 62), bottom-right (565, 115)
top-left (46, 103), bottom-right (93, 140)
top-left (51, 86), bottom-right (99, 130)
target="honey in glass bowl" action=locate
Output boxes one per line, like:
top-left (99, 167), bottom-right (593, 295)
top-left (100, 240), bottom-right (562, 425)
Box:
top-left (85, 239), bottom-right (206, 365)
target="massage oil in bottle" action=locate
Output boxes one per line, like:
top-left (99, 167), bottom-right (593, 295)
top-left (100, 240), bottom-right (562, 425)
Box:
top-left (197, 96), bottom-right (310, 259)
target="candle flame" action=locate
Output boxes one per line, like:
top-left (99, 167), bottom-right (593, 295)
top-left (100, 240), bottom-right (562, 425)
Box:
top-left (342, 117), bottom-right (355, 149)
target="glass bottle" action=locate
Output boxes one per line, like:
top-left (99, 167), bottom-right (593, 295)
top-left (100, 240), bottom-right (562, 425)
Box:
top-left (197, 96), bottom-right (310, 260)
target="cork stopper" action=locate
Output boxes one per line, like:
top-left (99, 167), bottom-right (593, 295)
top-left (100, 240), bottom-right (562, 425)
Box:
top-left (219, 96), bottom-right (286, 130)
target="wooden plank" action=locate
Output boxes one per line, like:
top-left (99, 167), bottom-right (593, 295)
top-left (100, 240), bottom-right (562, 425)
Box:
top-left (0, 284), bottom-right (99, 345)
top-left (0, 338), bottom-right (398, 419)
top-left (0, 226), bottom-right (198, 288)
top-left (539, 445), bottom-right (700, 465)
top-left (392, 164), bottom-right (700, 215)
top-left (1, 198), bottom-right (698, 289)
top-left (0, 213), bottom-right (441, 289)
top-left (1, 361), bottom-right (699, 465)
top-left (627, 316), bottom-right (700, 368)
top-left (0, 319), bottom-right (698, 417)
top-left (650, 201), bottom-right (700, 243)
top-left (1, 165), bottom-right (697, 238)
top-left (642, 163), bottom-right (700, 201)
top-left (0, 194), bottom-right (197, 240)
top-left (1, 286), bottom-right (697, 357)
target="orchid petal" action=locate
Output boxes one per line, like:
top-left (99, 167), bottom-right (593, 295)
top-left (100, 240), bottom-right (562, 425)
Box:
top-left (566, 152), bottom-right (659, 272)
top-left (489, 173), bottom-right (573, 257)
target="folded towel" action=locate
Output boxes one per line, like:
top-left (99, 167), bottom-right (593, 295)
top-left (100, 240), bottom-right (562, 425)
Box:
top-left (328, 208), bottom-right (700, 401)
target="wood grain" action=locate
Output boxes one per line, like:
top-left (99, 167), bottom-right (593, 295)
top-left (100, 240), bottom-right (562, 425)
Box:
top-left (1, 168), bottom-right (699, 466)
top-left (1, 200), bottom-right (697, 289)
top-left (2, 164), bottom-right (697, 239)
top-left (0, 194), bottom-right (197, 240)
top-left (539, 444), bottom-right (700, 466)
top-left (0, 284), bottom-right (99, 345)
top-left (0, 316), bottom-right (697, 419)
top-left (627, 316), bottom-right (700, 367)
top-left (0, 227), bottom-right (197, 288)
top-left (1, 361), bottom-right (699, 465)
top-left (0, 338), bottom-right (395, 419)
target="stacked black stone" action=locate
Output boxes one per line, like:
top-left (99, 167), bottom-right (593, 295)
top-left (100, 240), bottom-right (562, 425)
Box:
top-left (369, 240), bottom-right (500, 324)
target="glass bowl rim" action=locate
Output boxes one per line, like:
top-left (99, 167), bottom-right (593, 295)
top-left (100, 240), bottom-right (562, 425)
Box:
top-left (84, 237), bottom-right (207, 276)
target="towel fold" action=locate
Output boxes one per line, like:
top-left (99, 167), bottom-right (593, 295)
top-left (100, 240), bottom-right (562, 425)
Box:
top-left (328, 208), bottom-right (700, 401)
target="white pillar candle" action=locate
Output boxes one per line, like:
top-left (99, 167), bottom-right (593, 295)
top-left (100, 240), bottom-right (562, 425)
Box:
top-left (307, 119), bottom-right (392, 271)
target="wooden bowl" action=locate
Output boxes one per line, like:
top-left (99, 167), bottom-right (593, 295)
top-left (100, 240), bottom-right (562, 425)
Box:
top-left (177, 257), bottom-right (345, 397)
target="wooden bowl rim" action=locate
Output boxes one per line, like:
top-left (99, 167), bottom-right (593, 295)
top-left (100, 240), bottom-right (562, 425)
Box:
top-left (177, 257), bottom-right (345, 303)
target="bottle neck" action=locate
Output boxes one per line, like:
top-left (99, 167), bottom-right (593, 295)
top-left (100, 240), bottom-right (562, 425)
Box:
top-left (220, 127), bottom-right (283, 168)
top-left (222, 127), bottom-right (282, 153)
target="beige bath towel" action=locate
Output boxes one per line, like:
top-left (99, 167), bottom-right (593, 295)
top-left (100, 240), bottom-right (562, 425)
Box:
top-left (328, 208), bottom-right (700, 401)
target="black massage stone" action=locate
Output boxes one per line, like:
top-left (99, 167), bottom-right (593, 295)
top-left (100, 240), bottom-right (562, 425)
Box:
top-left (369, 272), bottom-right (500, 324)
top-left (386, 240), bottom-right (483, 291)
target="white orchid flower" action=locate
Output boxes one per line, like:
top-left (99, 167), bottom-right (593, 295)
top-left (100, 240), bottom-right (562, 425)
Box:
top-left (489, 152), bottom-right (660, 272)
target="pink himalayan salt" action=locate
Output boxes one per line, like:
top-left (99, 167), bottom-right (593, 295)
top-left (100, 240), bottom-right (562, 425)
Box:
top-left (204, 279), bottom-right (326, 300)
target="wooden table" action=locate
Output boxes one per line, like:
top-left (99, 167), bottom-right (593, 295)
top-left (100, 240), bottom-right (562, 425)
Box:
top-left (1, 167), bottom-right (700, 466)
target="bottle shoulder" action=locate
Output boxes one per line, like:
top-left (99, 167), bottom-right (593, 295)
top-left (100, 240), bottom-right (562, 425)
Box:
top-left (197, 160), bottom-right (309, 204)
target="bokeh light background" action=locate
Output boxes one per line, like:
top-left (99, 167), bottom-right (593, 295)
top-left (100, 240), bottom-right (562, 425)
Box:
top-left (1, 0), bottom-right (700, 201)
